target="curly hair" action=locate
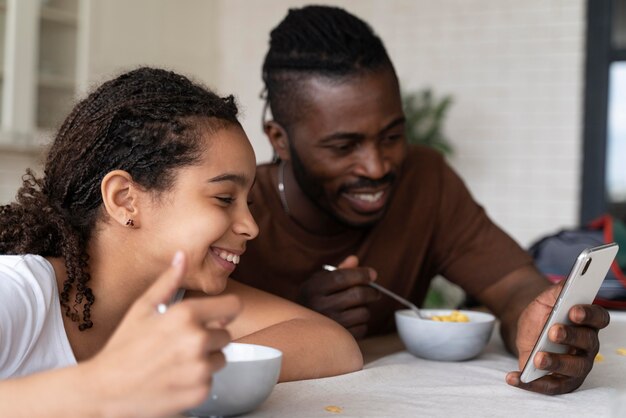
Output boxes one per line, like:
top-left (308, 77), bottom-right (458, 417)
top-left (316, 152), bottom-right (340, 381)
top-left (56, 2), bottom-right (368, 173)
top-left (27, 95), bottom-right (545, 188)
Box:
top-left (0, 67), bottom-right (240, 331)
top-left (262, 5), bottom-right (395, 131)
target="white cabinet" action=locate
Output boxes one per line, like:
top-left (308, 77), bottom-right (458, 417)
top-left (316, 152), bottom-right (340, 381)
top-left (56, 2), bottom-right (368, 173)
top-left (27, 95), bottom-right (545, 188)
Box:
top-left (0, 0), bottom-right (82, 150)
top-left (38, 0), bottom-right (79, 130)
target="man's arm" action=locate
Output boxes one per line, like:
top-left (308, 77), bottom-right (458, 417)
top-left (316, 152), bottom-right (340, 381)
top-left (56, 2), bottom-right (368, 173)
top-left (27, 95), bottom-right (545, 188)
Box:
top-left (477, 264), bottom-right (550, 353)
top-left (476, 264), bottom-right (610, 394)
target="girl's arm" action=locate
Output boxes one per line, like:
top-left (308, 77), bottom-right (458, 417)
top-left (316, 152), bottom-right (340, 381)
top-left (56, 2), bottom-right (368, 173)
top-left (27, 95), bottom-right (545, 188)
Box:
top-left (223, 279), bottom-right (363, 382)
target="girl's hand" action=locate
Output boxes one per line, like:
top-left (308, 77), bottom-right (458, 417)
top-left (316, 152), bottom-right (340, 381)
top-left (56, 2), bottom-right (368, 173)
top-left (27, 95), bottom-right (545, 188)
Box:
top-left (85, 251), bottom-right (241, 418)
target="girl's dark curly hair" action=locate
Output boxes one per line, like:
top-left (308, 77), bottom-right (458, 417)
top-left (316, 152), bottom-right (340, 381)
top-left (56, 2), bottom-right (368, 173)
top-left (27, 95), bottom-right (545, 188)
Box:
top-left (0, 67), bottom-right (240, 331)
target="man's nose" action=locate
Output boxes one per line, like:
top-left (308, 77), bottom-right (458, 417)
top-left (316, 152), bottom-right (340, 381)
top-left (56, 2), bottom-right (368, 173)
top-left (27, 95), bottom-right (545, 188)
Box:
top-left (354, 145), bottom-right (389, 180)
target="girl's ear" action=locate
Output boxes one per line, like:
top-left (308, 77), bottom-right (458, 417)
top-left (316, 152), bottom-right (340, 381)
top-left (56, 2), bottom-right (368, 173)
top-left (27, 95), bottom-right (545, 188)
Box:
top-left (101, 170), bottom-right (141, 228)
top-left (264, 121), bottom-right (291, 162)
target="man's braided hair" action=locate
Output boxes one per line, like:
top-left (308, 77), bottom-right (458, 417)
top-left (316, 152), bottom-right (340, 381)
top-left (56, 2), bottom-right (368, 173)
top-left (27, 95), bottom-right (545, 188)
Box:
top-left (262, 5), bottom-right (395, 130)
top-left (0, 67), bottom-right (240, 331)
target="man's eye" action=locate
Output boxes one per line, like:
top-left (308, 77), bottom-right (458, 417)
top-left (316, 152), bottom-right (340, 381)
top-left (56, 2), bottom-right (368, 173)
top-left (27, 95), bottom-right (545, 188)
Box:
top-left (333, 142), bottom-right (357, 153)
top-left (384, 133), bottom-right (403, 143)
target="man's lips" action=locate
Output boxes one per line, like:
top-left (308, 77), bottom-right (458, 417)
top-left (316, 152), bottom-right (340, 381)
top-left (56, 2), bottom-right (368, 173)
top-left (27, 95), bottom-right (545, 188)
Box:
top-left (341, 187), bottom-right (389, 213)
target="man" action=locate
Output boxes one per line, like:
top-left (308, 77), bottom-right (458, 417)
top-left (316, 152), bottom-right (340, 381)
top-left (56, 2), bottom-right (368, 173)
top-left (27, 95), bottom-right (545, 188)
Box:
top-left (232, 5), bottom-right (609, 395)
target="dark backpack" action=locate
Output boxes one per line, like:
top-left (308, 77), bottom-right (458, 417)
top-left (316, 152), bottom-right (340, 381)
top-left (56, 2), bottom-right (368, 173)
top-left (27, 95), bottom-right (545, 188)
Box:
top-left (528, 215), bottom-right (626, 309)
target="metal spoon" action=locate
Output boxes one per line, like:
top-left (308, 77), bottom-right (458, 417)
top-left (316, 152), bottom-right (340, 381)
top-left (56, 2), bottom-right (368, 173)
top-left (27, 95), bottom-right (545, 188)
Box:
top-left (156, 288), bottom-right (186, 314)
top-left (322, 264), bottom-right (428, 320)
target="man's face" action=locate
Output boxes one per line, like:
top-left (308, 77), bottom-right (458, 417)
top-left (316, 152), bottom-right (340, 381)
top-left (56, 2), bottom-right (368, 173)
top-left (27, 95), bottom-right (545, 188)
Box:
top-left (285, 68), bottom-right (408, 227)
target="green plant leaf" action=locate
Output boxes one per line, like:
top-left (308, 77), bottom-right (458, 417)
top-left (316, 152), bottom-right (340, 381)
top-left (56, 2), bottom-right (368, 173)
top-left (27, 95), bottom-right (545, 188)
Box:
top-left (402, 88), bottom-right (454, 156)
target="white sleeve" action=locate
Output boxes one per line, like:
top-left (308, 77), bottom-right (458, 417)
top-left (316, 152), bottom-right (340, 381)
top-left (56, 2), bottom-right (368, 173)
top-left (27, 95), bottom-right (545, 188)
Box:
top-left (0, 256), bottom-right (56, 378)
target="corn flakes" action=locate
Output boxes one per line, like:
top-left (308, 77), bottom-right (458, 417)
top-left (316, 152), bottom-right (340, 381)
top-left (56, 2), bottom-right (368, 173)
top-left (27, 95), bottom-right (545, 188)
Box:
top-left (616, 348), bottom-right (626, 356)
top-left (324, 405), bottom-right (343, 414)
top-left (429, 310), bottom-right (470, 322)
top-left (595, 353), bottom-right (605, 362)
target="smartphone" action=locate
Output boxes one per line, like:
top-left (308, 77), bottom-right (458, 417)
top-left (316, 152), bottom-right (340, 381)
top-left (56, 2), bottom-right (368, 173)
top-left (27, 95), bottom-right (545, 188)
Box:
top-left (519, 242), bottom-right (619, 383)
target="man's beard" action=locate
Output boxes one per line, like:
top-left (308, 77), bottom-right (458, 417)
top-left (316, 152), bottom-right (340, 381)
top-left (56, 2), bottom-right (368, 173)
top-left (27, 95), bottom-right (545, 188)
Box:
top-left (289, 144), bottom-right (396, 228)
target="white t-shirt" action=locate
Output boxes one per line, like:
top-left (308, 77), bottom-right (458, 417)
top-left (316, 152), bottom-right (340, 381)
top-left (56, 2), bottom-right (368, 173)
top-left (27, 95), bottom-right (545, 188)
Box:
top-left (0, 254), bottom-right (76, 378)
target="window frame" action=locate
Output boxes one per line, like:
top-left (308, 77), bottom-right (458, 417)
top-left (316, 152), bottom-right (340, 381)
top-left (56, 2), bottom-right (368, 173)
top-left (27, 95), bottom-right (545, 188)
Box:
top-left (582, 0), bottom-right (626, 222)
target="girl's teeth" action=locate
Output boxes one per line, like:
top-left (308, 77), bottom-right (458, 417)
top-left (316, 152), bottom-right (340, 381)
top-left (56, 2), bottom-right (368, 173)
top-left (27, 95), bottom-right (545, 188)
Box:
top-left (218, 250), bottom-right (240, 264)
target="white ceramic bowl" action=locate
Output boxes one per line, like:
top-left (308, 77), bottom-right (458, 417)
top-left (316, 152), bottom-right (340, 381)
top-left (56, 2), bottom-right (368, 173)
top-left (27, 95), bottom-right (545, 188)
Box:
top-left (186, 343), bottom-right (282, 417)
top-left (395, 309), bottom-right (495, 361)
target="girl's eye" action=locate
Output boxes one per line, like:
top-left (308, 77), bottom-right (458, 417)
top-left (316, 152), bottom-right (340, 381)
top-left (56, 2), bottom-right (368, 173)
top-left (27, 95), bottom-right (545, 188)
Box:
top-left (216, 196), bottom-right (235, 205)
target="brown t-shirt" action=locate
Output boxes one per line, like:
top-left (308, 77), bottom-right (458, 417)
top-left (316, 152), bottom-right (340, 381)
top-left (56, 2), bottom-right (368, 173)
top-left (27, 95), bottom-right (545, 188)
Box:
top-left (233, 145), bottom-right (533, 336)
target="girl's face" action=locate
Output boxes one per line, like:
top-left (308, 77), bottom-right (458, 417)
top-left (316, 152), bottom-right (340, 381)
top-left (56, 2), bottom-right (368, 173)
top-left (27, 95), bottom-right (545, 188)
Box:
top-left (138, 124), bottom-right (259, 294)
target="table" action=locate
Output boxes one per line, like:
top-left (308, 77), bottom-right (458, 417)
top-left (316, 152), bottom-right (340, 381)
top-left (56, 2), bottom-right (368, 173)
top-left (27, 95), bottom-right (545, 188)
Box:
top-left (238, 311), bottom-right (626, 418)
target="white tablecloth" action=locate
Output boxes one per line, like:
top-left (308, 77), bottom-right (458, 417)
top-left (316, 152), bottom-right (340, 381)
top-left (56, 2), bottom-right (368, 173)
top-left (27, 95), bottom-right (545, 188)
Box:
top-left (239, 311), bottom-right (626, 418)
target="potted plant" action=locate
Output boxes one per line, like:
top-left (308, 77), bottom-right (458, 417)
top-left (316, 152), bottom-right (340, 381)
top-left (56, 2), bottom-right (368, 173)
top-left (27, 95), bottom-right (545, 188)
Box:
top-left (402, 88), bottom-right (454, 156)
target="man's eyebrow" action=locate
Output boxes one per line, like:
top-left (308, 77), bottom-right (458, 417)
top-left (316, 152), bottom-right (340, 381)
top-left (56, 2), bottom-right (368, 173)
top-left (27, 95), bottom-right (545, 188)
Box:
top-left (319, 131), bottom-right (364, 143)
top-left (208, 173), bottom-right (250, 187)
top-left (318, 116), bottom-right (406, 144)
top-left (379, 117), bottom-right (406, 135)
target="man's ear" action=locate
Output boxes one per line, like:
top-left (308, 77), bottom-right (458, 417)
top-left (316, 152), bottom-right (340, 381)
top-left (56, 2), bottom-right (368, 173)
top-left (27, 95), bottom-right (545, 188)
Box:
top-left (101, 170), bottom-right (141, 228)
top-left (264, 120), bottom-right (291, 162)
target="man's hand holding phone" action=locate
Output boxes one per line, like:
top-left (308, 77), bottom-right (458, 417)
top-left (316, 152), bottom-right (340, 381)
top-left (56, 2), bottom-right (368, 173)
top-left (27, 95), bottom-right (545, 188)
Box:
top-left (506, 243), bottom-right (616, 395)
top-left (506, 285), bottom-right (610, 394)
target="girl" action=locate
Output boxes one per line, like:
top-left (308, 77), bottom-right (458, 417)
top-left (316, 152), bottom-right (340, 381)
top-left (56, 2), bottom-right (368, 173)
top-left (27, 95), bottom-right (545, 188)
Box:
top-left (0, 67), bottom-right (362, 417)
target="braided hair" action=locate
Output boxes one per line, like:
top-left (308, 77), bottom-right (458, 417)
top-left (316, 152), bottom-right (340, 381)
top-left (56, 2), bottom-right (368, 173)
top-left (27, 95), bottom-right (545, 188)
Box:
top-left (0, 67), bottom-right (240, 331)
top-left (262, 5), bottom-right (395, 130)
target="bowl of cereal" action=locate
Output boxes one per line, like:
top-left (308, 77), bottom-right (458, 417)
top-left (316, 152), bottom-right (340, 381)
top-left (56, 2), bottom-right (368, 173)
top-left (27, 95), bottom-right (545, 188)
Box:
top-left (395, 309), bottom-right (495, 361)
top-left (185, 343), bottom-right (282, 417)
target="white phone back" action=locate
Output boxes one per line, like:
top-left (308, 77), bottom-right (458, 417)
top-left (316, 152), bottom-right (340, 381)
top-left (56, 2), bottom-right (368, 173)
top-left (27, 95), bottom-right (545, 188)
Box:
top-left (519, 243), bottom-right (619, 383)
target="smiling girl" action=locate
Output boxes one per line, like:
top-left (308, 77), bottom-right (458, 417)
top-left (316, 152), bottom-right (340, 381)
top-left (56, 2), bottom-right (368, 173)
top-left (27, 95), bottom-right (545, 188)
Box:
top-left (0, 67), bottom-right (362, 417)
